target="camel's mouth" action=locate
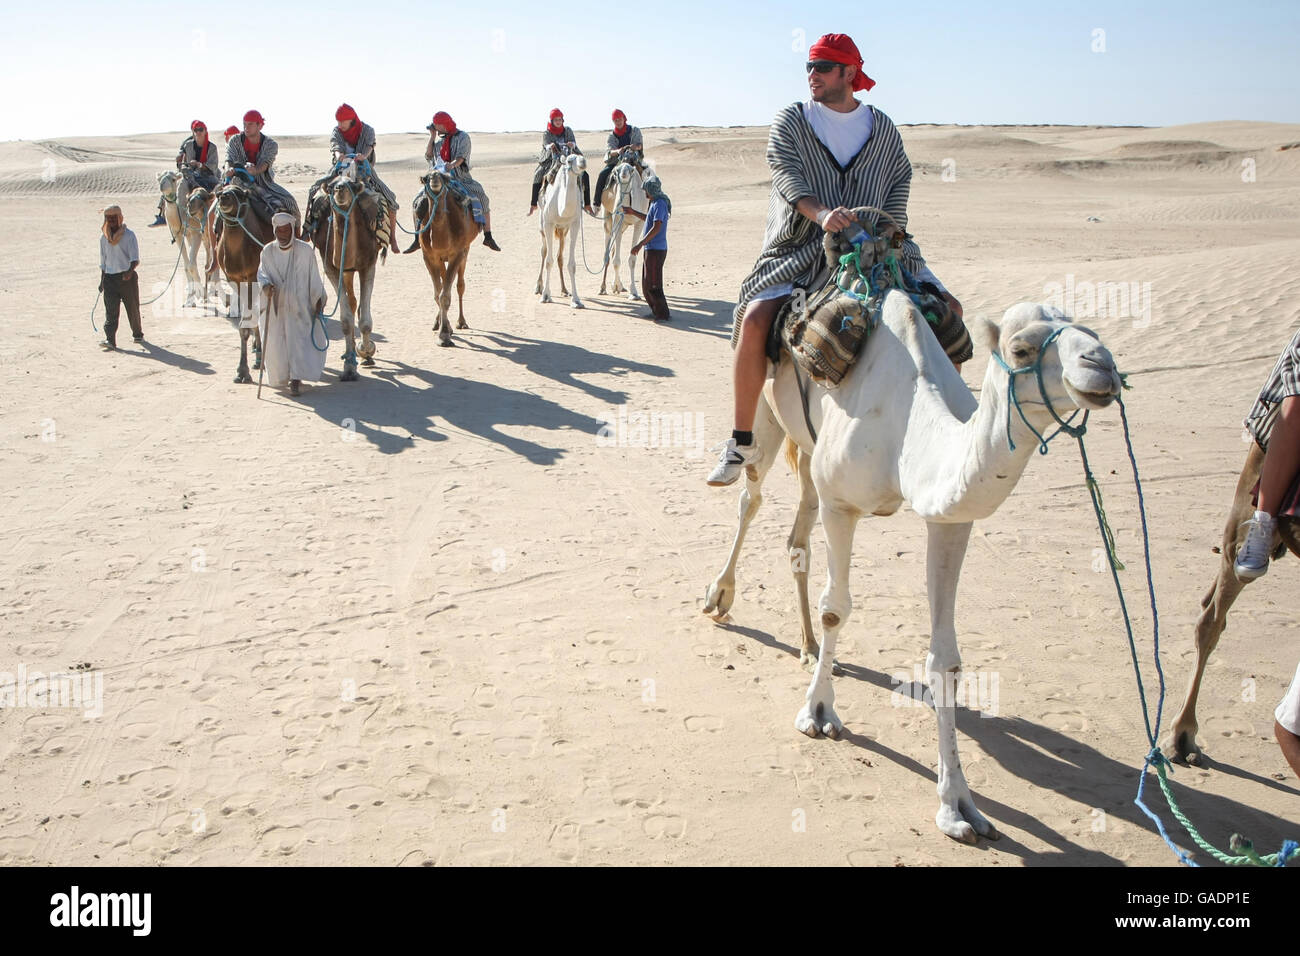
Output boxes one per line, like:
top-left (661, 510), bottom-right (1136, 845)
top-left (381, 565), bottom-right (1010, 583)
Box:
top-left (1064, 370), bottom-right (1122, 410)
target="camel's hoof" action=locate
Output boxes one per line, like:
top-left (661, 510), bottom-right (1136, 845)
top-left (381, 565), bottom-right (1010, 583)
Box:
top-left (456, 320), bottom-right (468, 330)
top-left (571, 300), bottom-right (585, 310)
top-left (795, 702), bottom-right (841, 740)
top-left (234, 371), bottom-right (252, 384)
top-left (540, 294), bottom-right (552, 304)
top-left (339, 366), bottom-right (359, 382)
top-left (799, 653), bottom-right (845, 677)
top-left (361, 357), bottom-right (375, 367)
top-left (937, 800), bottom-right (998, 844)
top-left (1166, 728), bottom-right (1202, 765)
top-left (438, 339), bottom-right (454, 348)
top-left (702, 581), bottom-right (733, 619)
top-left (598, 287), bottom-right (608, 296)
top-left (628, 293), bottom-right (641, 302)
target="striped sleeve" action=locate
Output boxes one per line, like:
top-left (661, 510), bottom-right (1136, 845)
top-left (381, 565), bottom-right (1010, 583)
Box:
top-left (766, 106), bottom-right (814, 207)
top-left (259, 137), bottom-right (279, 169)
top-left (329, 127), bottom-right (348, 160)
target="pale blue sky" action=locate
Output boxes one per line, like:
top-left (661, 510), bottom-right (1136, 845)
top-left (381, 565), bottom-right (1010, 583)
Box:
top-left (7, 0), bottom-right (1298, 140)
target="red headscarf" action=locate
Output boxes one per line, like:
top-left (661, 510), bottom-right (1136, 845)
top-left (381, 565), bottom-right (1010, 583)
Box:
top-left (224, 125), bottom-right (239, 141)
top-left (433, 111), bottom-right (458, 162)
top-left (191, 119), bottom-right (206, 132)
top-left (335, 103), bottom-right (362, 146)
top-left (190, 121), bottom-right (211, 164)
top-left (547, 108), bottom-right (565, 136)
top-left (243, 109), bottom-right (265, 125)
top-left (808, 33), bottom-right (876, 92)
top-left (612, 109), bottom-right (626, 130)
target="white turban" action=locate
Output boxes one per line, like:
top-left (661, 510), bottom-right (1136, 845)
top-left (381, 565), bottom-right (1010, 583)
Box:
top-left (272, 212), bottom-right (295, 228)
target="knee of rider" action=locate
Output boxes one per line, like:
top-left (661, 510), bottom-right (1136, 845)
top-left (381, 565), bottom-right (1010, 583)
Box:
top-left (742, 302), bottom-right (777, 335)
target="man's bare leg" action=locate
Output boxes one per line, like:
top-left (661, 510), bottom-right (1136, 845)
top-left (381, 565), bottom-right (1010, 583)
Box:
top-left (708, 296), bottom-right (786, 486)
top-left (1236, 395), bottom-right (1299, 580)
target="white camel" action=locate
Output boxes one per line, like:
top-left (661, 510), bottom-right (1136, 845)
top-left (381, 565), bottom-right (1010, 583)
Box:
top-left (535, 151), bottom-right (586, 309)
top-left (596, 155), bottom-right (647, 299)
top-left (704, 293), bottom-right (1122, 843)
top-left (157, 169), bottom-right (211, 307)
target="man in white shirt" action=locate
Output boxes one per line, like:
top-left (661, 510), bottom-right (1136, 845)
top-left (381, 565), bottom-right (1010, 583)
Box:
top-left (98, 205), bottom-right (142, 350)
top-left (707, 32), bottom-right (967, 486)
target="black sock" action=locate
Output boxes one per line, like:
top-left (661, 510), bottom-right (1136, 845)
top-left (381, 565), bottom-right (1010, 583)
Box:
top-left (732, 430), bottom-right (753, 446)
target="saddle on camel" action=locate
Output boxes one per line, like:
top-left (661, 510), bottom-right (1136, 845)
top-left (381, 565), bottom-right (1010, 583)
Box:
top-left (773, 207), bottom-right (971, 402)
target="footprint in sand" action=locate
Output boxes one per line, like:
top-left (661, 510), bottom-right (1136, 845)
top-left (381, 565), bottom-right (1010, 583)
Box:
top-left (549, 822), bottom-right (580, 863)
top-left (642, 814), bottom-right (686, 839)
top-left (684, 715), bottom-right (724, 733)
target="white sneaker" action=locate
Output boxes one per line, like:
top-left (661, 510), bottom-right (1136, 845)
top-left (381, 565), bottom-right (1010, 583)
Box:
top-left (706, 438), bottom-right (762, 486)
top-left (1234, 510), bottom-right (1277, 581)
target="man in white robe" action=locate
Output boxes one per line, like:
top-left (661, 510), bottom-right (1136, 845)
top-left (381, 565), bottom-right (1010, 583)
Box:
top-left (257, 212), bottom-right (327, 396)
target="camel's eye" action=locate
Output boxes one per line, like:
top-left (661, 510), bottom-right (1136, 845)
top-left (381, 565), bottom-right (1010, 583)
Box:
top-left (1010, 344), bottom-right (1033, 360)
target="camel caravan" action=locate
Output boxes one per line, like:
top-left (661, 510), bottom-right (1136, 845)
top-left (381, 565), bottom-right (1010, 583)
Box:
top-left (113, 52), bottom-right (1297, 859)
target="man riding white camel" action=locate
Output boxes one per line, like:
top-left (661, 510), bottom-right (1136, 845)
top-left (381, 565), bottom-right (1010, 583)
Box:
top-left (149, 120), bottom-right (221, 228)
top-left (303, 103), bottom-right (401, 254)
top-left (706, 32), bottom-right (968, 486)
top-left (528, 108), bottom-right (594, 218)
top-left (593, 108), bottom-right (644, 212)
top-left (423, 110), bottom-right (501, 252)
top-left (225, 109), bottom-right (300, 225)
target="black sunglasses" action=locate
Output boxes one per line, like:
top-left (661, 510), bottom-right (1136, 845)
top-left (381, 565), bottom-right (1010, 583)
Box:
top-left (193, 126), bottom-right (206, 132)
top-left (806, 60), bottom-right (843, 74)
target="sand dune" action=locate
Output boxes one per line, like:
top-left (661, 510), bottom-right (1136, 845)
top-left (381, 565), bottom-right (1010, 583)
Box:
top-left (0, 120), bottom-right (1297, 866)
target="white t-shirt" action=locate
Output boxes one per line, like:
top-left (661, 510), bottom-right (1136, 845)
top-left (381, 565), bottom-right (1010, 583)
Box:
top-left (802, 99), bottom-right (874, 168)
top-left (1277, 662), bottom-right (1300, 736)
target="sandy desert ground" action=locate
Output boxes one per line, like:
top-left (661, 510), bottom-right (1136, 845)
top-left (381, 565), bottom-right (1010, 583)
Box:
top-left (0, 119), bottom-right (1297, 866)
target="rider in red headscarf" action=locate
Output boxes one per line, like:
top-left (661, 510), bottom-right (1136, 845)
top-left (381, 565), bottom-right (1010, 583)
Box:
top-left (593, 108), bottom-right (645, 215)
top-left (150, 119), bottom-right (222, 226)
top-left (418, 111), bottom-right (499, 251)
top-left (530, 108), bottom-right (592, 216)
top-left (302, 103), bottom-right (400, 251)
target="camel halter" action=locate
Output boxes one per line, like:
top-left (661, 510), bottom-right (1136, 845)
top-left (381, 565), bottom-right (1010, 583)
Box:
top-left (990, 325), bottom-right (1087, 454)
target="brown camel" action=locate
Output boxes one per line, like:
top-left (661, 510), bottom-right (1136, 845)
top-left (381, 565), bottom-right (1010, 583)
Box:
top-left (308, 172), bottom-right (385, 380)
top-left (211, 175), bottom-right (274, 383)
top-left (1167, 443), bottom-right (1300, 764)
top-left (404, 169), bottom-right (477, 347)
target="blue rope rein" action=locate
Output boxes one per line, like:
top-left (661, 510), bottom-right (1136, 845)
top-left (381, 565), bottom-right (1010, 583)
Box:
top-left (997, 339), bottom-right (1297, 865)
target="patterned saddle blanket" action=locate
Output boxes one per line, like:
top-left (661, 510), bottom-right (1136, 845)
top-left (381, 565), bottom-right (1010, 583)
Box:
top-left (770, 208), bottom-right (971, 387)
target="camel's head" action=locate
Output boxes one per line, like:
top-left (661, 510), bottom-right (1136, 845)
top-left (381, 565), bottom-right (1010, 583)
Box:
top-left (979, 304), bottom-right (1122, 413)
top-left (330, 175), bottom-right (361, 212)
top-left (186, 187), bottom-right (212, 219)
top-left (157, 170), bottom-right (180, 200)
top-left (421, 168), bottom-right (448, 196)
top-left (563, 153), bottom-right (587, 175)
top-left (215, 178), bottom-right (248, 216)
top-left (614, 161), bottom-right (637, 188)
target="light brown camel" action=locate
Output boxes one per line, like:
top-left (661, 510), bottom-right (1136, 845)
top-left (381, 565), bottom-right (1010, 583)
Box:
top-left (1167, 444), bottom-right (1300, 763)
top-left (308, 171), bottom-right (384, 380)
top-left (211, 174), bottom-right (274, 383)
top-left (184, 185), bottom-right (216, 306)
top-left (404, 169), bottom-right (477, 347)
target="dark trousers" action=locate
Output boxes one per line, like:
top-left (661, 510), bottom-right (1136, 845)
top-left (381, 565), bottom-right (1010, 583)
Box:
top-left (593, 163), bottom-right (615, 206)
top-left (102, 271), bottom-right (142, 344)
top-left (641, 248), bottom-right (669, 320)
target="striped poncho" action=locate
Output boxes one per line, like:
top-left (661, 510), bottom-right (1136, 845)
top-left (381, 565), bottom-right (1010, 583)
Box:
top-left (1244, 325), bottom-right (1300, 450)
top-left (329, 122), bottom-right (397, 204)
top-left (226, 133), bottom-right (300, 220)
top-left (731, 102), bottom-right (931, 346)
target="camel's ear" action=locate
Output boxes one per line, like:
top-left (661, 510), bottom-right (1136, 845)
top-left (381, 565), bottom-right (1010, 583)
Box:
top-left (974, 314), bottom-right (1001, 356)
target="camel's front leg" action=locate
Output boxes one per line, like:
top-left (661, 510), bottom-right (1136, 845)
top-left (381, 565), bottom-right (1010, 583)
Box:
top-left (704, 395), bottom-right (785, 619)
top-left (789, 444), bottom-right (833, 672)
top-left (567, 229), bottom-right (583, 309)
top-left (1168, 445), bottom-right (1263, 763)
top-left (539, 233), bottom-right (553, 303)
top-left (335, 268), bottom-right (359, 381)
top-left (356, 269), bottom-right (376, 366)
top-left (796, 503), bottom-right (858, 739)
top-left (925, 520), bottom-right (997, 844)
top-left (235, 327), bottom-right (253, 383)
top-left (454, 250), bottom-right (468, 329)
top-left (600, 217), bottom-right (613, 295)
top-left (432, 259), bottom-right (453, 347)
top-left (182, 231), bottom-right (202, 306)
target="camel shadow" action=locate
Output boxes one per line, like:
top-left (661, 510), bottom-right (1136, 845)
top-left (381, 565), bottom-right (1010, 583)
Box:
top-left (461, 330), bottom-right (673, 405)
top-left (294, 357), bottom-right (607, 462)
top-left (587, 295), bottom-right (735, 340)
top-left (118, 341), bottom-right (214, 376)
top-left (828, 660), bottom-right (1300, 865)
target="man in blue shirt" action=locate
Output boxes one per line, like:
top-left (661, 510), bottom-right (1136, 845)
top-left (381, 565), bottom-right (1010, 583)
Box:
top-left (623, 176), bottom-right (671, 321)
